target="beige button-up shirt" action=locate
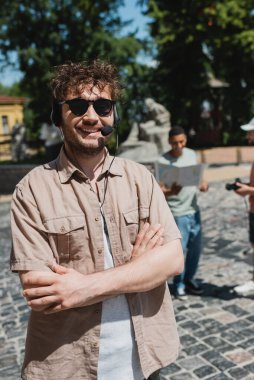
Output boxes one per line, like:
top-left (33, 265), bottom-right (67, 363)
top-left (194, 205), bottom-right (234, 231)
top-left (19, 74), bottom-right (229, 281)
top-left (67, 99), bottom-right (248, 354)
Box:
top-left (10, 148), bottom-right (181, 380)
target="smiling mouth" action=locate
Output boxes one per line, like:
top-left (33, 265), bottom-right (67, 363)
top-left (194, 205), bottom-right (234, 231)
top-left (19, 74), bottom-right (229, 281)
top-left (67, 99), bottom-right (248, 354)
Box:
top-left (77, 127), bottom-right (100, 134)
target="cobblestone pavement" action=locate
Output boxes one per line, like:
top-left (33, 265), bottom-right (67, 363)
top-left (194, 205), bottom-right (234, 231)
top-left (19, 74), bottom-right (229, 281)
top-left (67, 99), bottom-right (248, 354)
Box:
top-left (1, 178), bottom-right (254, 379)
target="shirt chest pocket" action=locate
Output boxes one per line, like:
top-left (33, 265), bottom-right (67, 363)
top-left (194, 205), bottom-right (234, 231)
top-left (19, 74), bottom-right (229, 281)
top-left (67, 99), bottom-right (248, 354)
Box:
top-left (123, 207), bottom-right (149, 245)
top-left (43, 216), bottom-right (85, 262)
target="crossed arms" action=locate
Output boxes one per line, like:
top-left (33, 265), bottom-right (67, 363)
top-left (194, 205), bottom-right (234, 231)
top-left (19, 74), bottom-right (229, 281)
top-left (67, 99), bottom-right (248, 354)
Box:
top-left (20, 223), bottom-right (183, 314)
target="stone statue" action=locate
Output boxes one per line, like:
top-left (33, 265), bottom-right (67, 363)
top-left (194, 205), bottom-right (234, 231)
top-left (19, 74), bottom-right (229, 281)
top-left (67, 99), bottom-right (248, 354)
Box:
top-left (118, 98), bottom-right (171, 163)
top-left (139, 98), bottom-right (171, 153)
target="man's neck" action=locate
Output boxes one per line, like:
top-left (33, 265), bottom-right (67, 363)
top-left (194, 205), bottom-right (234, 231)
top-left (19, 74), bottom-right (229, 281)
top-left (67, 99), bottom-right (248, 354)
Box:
top-left (65, 146), bottom-right (107, 180)
top-left (169, 149), bottom-right (183, 158)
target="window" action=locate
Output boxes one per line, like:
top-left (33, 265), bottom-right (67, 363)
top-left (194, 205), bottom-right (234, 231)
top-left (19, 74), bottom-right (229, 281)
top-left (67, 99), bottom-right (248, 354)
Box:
top-left (2, 116), bottom-right (10, 134)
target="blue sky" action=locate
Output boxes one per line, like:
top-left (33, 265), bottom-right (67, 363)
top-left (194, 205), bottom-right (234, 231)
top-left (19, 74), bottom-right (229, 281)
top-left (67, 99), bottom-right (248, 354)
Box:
top-left (1, 1), bottom-right (151, 86)
top-left (118, 0), bottom-right (151, 38)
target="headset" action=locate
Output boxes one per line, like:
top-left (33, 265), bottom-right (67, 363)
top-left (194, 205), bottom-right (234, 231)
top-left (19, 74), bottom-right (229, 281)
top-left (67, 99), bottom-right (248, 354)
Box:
top-left (50, 98), bottom-right (120, 136)
top-left (51, 99), bottom-right (62, 128)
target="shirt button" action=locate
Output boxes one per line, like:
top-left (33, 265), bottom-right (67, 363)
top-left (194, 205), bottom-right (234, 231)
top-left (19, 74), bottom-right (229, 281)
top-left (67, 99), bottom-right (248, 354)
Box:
top-left (98, 249), bottom-right (103, 254)
top-left (91, 342), bottom-right (98, 352)
top-left (95, 216), bottom-right (99, 221)
top-left (110, 216), bottom-right (114, 222)
top-left (60, 226), bottom-right (65, 232)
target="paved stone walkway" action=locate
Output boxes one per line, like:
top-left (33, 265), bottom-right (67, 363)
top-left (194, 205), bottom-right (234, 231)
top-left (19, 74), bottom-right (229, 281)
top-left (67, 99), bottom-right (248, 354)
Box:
top-left (0, 171), bottom-right (254, 379)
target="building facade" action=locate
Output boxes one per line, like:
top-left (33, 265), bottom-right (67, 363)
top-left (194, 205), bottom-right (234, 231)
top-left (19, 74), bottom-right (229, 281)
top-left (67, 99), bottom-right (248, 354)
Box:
top-left (0, 95), bottom-right (26, 139)
top-left (0, 95), bottom-right (27, 158)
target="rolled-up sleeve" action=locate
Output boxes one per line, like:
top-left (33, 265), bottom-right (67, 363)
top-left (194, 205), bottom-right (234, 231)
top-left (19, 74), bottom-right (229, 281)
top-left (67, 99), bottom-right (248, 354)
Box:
top-left (10, 182), bottom-right (54, 272)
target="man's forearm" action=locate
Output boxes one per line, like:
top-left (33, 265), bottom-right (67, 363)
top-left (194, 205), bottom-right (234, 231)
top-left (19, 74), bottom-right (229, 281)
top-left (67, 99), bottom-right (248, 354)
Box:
top-left (97, 239), bottom-right (183, 296)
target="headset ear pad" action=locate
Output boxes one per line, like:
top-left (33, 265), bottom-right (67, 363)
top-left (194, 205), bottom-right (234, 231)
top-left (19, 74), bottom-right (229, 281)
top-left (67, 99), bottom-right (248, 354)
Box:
top-left (51, 100), bottom-right (62, 127)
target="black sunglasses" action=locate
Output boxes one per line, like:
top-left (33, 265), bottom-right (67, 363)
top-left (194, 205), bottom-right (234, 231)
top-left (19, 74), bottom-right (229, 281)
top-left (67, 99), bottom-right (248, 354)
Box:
top-left (59, 97), bottom-right (115, 117)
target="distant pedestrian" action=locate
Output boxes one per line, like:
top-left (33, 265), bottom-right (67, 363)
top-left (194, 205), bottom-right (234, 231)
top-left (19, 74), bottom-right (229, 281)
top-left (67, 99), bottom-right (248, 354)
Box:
top-left (233, 118), bottom-right (254, 296)
top-left (11, 122), bottom-right (26, 161)
top-left (158, 126), bottom-right (208, 300)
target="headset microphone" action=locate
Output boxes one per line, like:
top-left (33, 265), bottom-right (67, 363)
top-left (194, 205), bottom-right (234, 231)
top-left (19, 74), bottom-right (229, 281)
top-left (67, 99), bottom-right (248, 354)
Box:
top-left (100, 126), bottom-right (114, 136)
top-left (100, 105), bottom-right (120, 136)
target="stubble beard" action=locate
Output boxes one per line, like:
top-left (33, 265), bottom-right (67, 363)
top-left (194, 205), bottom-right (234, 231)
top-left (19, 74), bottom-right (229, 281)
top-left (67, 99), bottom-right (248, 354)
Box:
top-left (65, 136), bottom-right (106, 156)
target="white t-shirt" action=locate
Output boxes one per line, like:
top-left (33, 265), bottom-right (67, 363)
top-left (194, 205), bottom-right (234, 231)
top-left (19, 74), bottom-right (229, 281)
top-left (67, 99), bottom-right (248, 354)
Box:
top-left (97, 213), bottom-right (144, 380)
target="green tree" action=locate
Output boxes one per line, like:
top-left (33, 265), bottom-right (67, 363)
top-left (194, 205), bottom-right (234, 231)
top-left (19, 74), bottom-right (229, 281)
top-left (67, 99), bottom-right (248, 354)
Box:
top-left (0, 0), bottom-right (145, 140)
top-left (205, 1), bottom-right (254, 137)
top-left (0, 81), bottom-right (25, 96)
top-left (142, 0), bottom-right (254, 145)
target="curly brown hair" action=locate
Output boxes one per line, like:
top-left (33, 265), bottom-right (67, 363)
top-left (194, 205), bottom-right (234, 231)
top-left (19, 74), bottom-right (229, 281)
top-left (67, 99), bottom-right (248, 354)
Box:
top-left (50, 60), bottom-right (122, 101)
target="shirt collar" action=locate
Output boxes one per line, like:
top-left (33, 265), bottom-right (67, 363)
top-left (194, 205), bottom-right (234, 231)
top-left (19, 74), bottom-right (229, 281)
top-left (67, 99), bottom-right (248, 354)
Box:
top-left (44, 146), bottom-right (123, 183)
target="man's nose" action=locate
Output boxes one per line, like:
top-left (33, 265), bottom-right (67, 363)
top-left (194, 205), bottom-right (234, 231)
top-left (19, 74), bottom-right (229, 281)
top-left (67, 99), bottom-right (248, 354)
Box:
top-left (83, 104), bottom-right (98, 120)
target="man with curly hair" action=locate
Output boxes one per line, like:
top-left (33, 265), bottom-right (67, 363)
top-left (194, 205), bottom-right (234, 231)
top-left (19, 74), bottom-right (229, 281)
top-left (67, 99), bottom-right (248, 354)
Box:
top-left (10, 60), bottom-right (183, 380)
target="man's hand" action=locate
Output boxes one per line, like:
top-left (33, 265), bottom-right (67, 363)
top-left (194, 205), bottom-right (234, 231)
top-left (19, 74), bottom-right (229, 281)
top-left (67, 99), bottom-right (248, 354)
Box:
top-left (235, 182), bottom-right (254, 196)
top-left (160, 182), bottom-right (182, 196)
top-left (131, 222), bottom-right (164, 260)
top-left (199, 180), bottom-right (209, 192)
top-left (22, 266), bottom-right (99, 314)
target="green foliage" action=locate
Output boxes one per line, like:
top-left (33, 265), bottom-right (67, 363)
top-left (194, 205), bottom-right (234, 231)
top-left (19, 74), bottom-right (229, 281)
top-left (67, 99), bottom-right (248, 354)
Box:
top-left (3, 0), bottom-right (253, 148)
top-left (0, 82), bottom-right (25, 96)
top-left (143, 0), bottom-right (254, 145)
top-left (0, 0), bottom-right (146, 142)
